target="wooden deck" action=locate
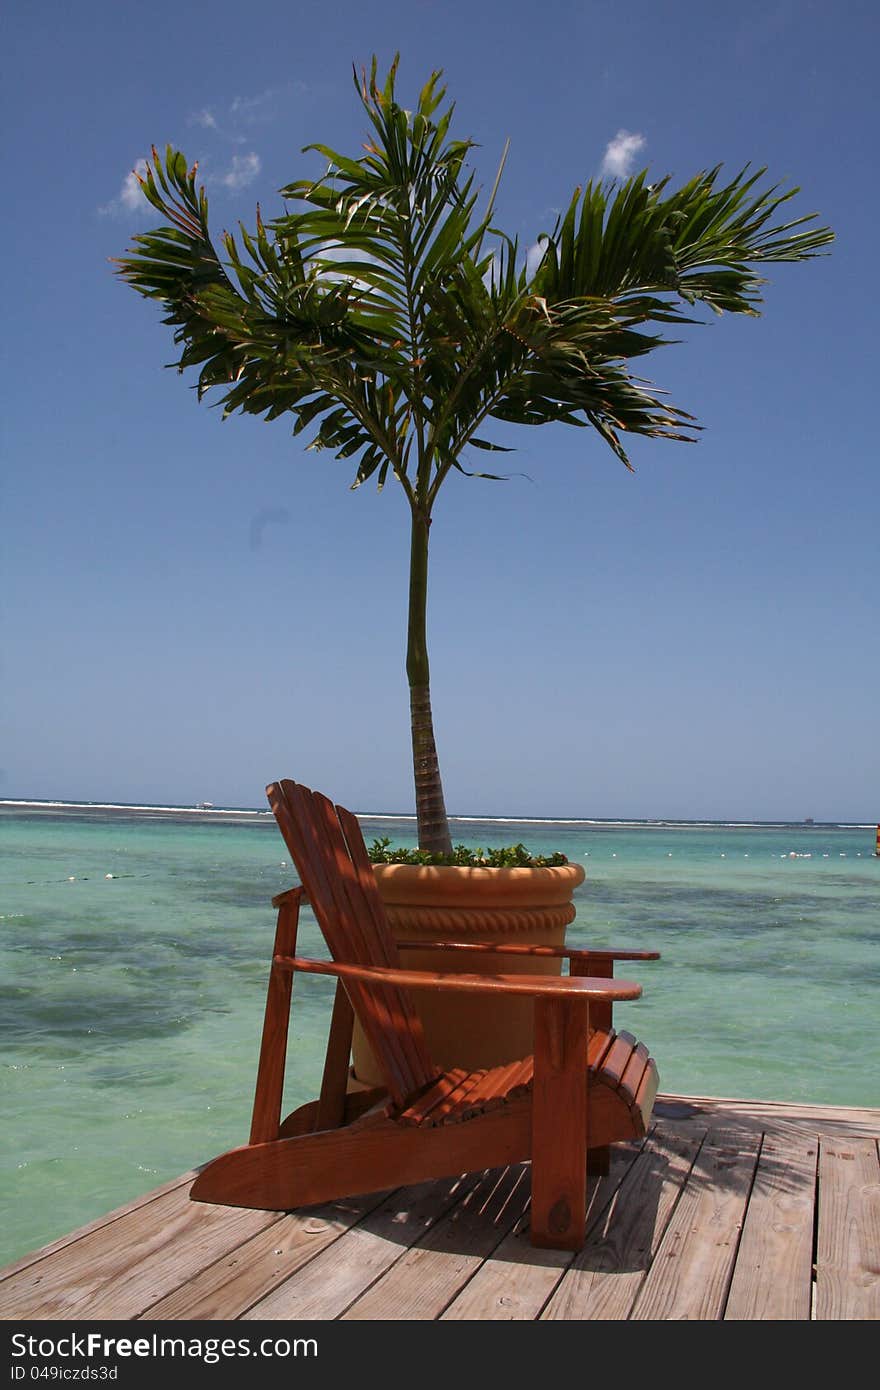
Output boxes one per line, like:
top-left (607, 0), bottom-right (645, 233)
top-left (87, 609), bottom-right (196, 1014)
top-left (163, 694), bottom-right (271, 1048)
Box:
top-left (2, 1093), bottom-right (878, 1321)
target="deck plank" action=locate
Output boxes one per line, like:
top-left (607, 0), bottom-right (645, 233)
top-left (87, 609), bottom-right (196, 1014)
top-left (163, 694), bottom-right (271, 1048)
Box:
top-left (815, 1135), bottom-right (880, 1320)
top-left (440, 1144), bottom-right (643, 1320)
top-left (724, 1132), bottom-right (817, 1320)
top-left (342, 1165), bottom-right (530, 1320)
top-left (0, 1186), bottom-right (281, 1320)
top-left (242, 1176), bottom-right (471, 1320)
top-left (656, 1094), bottom-right (880, 1138)
top-left (143, 1192), bottom-right (390, 1320)
top-left (541, 1124), bottom-right (704, 1320)
top-left (629, 1128), bottom-right (761, 1320)
top-left (438, 1216), bottom-right (572, 1319)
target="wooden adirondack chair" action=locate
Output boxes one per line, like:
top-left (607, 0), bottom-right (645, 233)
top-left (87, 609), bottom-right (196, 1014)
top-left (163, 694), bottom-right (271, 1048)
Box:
top-left (191, 779), bottom-right (660, 1250)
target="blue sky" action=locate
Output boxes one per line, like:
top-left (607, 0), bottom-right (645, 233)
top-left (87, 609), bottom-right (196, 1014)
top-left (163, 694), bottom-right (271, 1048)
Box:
top-left (3, 0), bottom-right (878, 820)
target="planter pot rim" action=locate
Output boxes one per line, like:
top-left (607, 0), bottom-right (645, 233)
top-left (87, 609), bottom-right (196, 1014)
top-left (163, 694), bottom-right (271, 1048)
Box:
top-left (372, 861), bottom-right (584, 882)
top-left (372, 860), bottom-right (585, 907)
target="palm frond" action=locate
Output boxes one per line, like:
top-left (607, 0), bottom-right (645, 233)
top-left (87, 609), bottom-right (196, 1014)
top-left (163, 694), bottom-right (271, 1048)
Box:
top-left (117, 63), bottom-right (833, 502)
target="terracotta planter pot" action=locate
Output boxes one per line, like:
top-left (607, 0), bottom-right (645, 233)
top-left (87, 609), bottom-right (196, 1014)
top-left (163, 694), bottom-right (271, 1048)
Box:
top-left (350, 861), bottom-right (586, 1087)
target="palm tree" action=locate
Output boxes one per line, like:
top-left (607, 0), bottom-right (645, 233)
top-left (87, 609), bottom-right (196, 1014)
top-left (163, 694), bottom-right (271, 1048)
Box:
top-left (116, 57), bottom-right (832, 854)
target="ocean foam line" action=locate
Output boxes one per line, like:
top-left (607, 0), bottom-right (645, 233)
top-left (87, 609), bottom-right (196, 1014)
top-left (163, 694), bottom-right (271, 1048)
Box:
top-left (371, 815), bottom-right (876, 830)
top-left (1, 801), bottom-right (872, 831)
top-left (0, 799), bottom-right (270, 817)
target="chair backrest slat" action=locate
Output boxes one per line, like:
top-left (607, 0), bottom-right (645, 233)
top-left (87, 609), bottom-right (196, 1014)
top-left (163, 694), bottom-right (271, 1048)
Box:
top-left (305, 787), bottom-right (424, 1103)
top-left (267, 779), bottom-right (436, 1105)
top-left (334, 801), bottom-right (437, 1089)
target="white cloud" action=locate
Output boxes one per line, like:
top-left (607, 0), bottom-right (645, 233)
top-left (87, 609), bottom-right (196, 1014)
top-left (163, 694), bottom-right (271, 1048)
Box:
top-left (216, 152), bottom-right (261, 191)
top-left (600, 130), bottom-right (647, 179)
top-left (317, 243), bottom-right (376, 264)
top-left (312, 242), bottom-right (378, 292)
top-left (230, 88), bottom-right (278, 122)
top-left (189, 108), bottom-right (217, 129)
top-left (482, 251), bottom-right (502, 292)
top-left (100, 149), bottom-right (261, 215)
top-left (120, 161), bottom-right (149, 208)
top-left (98, 159), bottom-right (150, 217)
top-left (525, 237), bottom-right (550, 280)
top-left (230, 81), bottom-right (310, 124)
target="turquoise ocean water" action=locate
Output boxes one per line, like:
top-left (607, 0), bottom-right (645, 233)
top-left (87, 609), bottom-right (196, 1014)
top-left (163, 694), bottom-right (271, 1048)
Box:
top-left (1, 800), bottom-right (878, 1266)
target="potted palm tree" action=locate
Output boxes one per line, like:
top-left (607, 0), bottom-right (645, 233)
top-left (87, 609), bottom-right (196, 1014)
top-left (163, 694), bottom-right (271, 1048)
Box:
top-left (116, 57), bottom-right (831, 1076)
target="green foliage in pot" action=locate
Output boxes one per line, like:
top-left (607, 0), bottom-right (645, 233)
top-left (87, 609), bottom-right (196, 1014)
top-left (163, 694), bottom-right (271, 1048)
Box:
top-left (367, 836), bottom-right (569, 868)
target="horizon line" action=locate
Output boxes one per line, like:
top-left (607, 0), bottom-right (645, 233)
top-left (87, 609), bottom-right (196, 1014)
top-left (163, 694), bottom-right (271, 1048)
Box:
top-left (1, 798), bottom-right (875, 830)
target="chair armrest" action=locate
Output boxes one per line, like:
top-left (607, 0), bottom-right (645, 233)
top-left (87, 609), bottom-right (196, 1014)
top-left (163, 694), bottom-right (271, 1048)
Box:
top-left (396, 940), bottom-right (659, 962)
top-left (275, 954), bottom-right (643, 1002)
top-left (271, 886), bottom-right (305, 909)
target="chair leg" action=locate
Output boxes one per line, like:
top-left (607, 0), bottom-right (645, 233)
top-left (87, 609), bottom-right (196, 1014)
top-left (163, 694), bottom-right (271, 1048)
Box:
top-left (315, 981), bottom-right (355, 1131)
top-left (249, 889), bottom-right (302, 1145)
top-left (530, 996), bottom-right (590, 1250)
top-left (573, 957), bottom-right (611, 1178)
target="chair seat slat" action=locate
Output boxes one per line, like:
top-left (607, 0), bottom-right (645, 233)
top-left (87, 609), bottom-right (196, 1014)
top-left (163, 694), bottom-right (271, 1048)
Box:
top-left (396, 1067), bottom-right (470, 1127)
top-left (599, 1029), bottom-right (638, 1090)
top-left (394, 1026), bottom-right (646, 1128)
top-left (619, 1040), bottom-right (651, 1109)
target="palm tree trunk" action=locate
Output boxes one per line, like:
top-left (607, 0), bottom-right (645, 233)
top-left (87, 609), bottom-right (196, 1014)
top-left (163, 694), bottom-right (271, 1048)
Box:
top-left (407, 507), bottom-right (453, 854)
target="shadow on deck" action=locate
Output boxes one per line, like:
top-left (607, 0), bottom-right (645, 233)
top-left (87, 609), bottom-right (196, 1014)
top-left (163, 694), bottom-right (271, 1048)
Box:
top-left (0, 1093), bottom-right (877, 1321)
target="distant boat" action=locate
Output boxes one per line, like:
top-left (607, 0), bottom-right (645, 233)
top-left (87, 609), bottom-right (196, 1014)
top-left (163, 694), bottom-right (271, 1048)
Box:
top-left (804, 817), bottom-right (814, 825)
top-left (196, 801), bottom-right (215, 810)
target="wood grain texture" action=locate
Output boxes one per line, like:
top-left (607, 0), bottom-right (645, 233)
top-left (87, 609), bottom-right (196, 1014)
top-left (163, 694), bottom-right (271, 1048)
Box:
top-left (629, 1128), bottom-right (761, 1320)
top-left (572, 953), bottom-right (613, 1034)
top-left (242, 1177), bottom-right (468, 1319)
top-left (439, 1154), bottom-right (639, 1320)
top-left (530, 997), bottom-right (589, 1249)
top-left (440, 1216), bottom-right (574, 1319)
top-left (0, 1170), bottom-right (197, 1284)
top-left (283, 954), bottom-right (643, 1000)
top-left (315, 980), bottom-right (355, 1132)
top-left (269, 781), bottom-right (429, 1105)
top-left (815, 1135), bottom-right (880, 1320)
top-left (190, 1102), bottom-right (535, 1211)
top-left (542, 1125), bottom-right (704, 1320)
top-left (724, 1132), bottom-right (817, 1320)
top-left (249, 890), bottom-right (300, 1144)
top-left (143, 1192), bottom-right (389, 1320)
top-left (654, 1093), bottom-right (880, 1137)
top-left (342, 1165), bottom-right (530, 1320)
top-left (0, 1187), bottom-right (280, 1320)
